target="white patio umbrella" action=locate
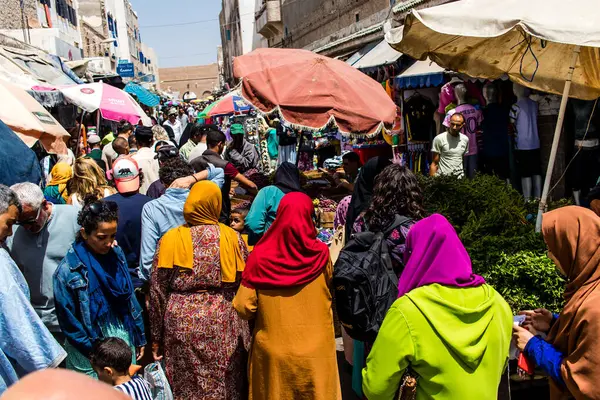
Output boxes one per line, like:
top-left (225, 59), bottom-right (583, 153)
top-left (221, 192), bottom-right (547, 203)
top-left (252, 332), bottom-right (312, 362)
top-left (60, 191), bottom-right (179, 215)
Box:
top-left (386, 0), bottom-right (600, 231)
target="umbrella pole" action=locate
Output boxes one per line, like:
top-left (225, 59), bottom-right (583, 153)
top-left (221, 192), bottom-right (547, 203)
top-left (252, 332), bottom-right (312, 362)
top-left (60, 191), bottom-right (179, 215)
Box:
top-left (535, 45), bottom-right (581, 232)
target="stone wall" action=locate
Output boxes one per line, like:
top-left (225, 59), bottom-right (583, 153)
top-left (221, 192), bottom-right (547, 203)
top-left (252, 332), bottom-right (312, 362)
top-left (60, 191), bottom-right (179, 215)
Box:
top-left (281, 0), bottom-right (389, 50)
top-left (0, 0), bottom-right (39, 30)
top-left (159, 64), bottom-right (220, 98)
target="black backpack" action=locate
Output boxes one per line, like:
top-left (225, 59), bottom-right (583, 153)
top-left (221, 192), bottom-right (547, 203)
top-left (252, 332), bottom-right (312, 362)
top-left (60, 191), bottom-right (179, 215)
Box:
top-left (333, 215), bottom-right (412, 343)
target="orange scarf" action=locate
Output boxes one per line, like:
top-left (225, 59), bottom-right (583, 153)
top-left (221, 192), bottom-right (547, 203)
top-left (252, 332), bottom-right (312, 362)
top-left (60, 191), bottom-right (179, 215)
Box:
top-left (157, 181), bottom-right (245, 282)
top-left (543, 206), bottom-right (600, 400)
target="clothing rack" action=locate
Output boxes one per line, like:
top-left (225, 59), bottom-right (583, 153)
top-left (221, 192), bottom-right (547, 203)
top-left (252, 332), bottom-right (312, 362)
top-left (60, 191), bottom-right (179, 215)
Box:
top-left (400, 142), bottom-right (432, 175)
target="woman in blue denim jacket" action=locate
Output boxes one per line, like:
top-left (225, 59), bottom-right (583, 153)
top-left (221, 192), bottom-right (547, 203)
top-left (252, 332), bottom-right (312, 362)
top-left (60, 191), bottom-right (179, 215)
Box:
top-left (53, 198), bottom-right (146, 378)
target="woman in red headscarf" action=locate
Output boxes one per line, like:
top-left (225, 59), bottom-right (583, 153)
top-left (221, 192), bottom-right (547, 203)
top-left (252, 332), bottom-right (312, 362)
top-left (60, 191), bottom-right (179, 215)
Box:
top-left (233, 192), bottom-right (341, 400)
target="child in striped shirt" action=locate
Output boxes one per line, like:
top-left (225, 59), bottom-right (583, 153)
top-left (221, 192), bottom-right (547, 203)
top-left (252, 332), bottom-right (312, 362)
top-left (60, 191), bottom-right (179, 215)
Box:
top-left (90, 337), bottom-right (152, 400)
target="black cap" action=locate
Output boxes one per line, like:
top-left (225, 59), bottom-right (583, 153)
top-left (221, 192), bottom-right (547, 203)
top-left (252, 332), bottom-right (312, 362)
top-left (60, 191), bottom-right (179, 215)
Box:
top-left (135, 126), bottom-right (154, 141)
top-left (155, 145), bottom-right (179, 161)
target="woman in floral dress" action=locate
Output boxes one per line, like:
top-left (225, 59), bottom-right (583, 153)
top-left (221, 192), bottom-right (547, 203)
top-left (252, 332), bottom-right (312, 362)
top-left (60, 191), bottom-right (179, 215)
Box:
top-left (150, 181), bottom-right (249, 400)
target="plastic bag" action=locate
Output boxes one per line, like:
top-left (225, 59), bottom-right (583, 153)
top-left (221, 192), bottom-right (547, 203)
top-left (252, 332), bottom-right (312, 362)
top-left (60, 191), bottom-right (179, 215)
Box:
top-left (144, 361), bottom-right (173, 400)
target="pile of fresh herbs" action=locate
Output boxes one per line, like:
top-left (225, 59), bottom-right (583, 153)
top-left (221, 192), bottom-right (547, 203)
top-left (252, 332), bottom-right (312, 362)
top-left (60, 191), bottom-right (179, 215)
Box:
top-left (419, 174), bottom-right (565, 312)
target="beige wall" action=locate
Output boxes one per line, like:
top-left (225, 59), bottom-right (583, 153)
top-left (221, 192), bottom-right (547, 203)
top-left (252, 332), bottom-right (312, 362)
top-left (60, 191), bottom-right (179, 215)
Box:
top-left (159, 63), bottom-right (219, 98)
top-left (0, 0), bottom-right (39, 30)
top-left (281, 0), bottom-right (389, 50)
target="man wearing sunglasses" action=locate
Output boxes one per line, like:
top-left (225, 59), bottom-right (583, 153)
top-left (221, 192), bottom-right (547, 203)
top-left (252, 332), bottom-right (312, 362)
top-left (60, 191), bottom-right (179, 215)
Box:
top-left (430, 113), bottom-right (470, 178)
top-left (5, 183), bottom-right (79, 343)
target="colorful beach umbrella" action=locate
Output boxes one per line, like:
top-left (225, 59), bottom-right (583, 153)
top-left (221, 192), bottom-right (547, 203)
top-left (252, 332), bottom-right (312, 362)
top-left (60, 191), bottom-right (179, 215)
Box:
top-left (0, 79), bottom-right (69, 154)
top-left (60, 82), bottom-right (152, 125)
top-left (233, 48), bottom-right (396, 136)
top-left (207, 92), bottom-right (252, 117)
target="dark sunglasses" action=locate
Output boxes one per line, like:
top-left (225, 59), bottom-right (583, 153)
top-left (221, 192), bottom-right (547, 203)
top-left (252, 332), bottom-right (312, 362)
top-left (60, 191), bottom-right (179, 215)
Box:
top-left (87, 201), bottom-right (118, 215)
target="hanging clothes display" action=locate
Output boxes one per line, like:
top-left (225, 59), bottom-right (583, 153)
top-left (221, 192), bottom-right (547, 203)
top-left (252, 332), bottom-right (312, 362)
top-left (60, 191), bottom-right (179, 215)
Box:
top-left (399, 143), bottom-right (432, 176)
top-left (404, 93), bottom-right (436, 142)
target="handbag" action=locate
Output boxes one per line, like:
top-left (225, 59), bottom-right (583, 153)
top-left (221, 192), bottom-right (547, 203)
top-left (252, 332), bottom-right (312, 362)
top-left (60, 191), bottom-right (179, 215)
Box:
top-left (397, 368), bottom-right (418, 400)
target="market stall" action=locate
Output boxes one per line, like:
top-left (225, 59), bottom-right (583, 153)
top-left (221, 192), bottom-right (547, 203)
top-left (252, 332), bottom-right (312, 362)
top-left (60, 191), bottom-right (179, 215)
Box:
top-left (0, 80), bottom-right (70, 154)
top-left (385, 0), bottom-right (600, 229)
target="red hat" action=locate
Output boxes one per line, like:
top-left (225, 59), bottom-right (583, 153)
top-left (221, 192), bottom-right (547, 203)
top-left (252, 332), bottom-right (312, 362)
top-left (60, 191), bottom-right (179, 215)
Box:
top-left (112, 156), bottom-right (140, 193)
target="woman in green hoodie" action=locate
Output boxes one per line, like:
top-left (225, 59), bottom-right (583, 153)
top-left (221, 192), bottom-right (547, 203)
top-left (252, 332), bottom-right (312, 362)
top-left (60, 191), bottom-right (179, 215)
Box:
top-left (362, 214), bottom-right (513, 400)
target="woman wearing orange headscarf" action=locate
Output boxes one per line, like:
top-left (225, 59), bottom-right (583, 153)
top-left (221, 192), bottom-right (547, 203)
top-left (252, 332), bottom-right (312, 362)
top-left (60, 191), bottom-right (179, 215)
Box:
top-left (43, 162), bottom-right (72, 204)
top-left (149, 181), bottom-right (249, 400)
top-left (514, 206), bottom-right (600, 400)
top-left (233, 192), bottom-right (341, 400)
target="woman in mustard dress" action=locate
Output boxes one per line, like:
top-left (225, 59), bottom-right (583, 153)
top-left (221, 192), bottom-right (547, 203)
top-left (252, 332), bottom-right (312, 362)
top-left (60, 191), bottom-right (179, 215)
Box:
top-left (233, 192), bottom-right (341, 400)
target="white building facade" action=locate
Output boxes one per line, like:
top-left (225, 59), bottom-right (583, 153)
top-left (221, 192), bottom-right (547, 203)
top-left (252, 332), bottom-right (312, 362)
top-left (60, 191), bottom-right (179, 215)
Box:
top-left (0, 0), bottom-right (83, 61)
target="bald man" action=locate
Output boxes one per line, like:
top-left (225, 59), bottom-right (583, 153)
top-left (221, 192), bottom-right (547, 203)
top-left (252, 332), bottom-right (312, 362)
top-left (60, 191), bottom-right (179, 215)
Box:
top-left (1, 369), bottom-right (129, 400)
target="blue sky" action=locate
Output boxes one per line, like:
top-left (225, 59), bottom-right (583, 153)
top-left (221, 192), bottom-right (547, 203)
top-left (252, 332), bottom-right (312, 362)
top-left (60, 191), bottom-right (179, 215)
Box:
top-left (129, 0), bottom-right (222, 68)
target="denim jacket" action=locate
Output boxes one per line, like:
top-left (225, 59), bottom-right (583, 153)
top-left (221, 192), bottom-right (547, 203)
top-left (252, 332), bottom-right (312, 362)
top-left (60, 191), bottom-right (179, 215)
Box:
top-left (53, 244), bottom-right (146, 357)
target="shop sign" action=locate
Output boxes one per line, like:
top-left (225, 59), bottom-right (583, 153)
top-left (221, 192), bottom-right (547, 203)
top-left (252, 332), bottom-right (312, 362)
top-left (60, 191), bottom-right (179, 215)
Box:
top-left (117, 63), bottom-right (135, 77)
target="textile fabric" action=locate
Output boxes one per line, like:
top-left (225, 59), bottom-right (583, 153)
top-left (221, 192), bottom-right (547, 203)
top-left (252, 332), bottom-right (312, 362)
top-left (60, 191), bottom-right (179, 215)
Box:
top-left (0, 248), bottom-right (66, 394)
top-left (157, 181), bottom-right (245, 283)
top-left (245, 186), bottom-right (285, 246)
top-left (241, 192), bottom-right (329, 290)
top-left (6, 205), bottom-right (80, 332)
top-left (431, 132), bottom-right (469, 178)
top-left (277, 144), bottom-right (297, 165)
top-left (140, 188), bottom-right (188, 282)
top-left (72, 242), bottom-right (139, 345)
top-left (362, 284), bottom-right (512, 400)
top-left (398, 214), bottom-right (485, 297)
top-left (543, 206), bottom-right (600, 400)
top-left (345, 156), bottom-right (392, 242)
top-left (103, 193), bottom-right (152, 289)
top-left (273, 162), bottom-right (302, 194)
top-left (150, 226), bottom-right (250, 400)
top-left (48, 162), bottom-right (72, 201)
top-left (233, 260), bottom-right (341, 400)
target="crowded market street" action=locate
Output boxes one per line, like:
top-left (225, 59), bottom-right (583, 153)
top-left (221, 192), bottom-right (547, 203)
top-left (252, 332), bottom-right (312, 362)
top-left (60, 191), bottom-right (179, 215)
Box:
top-left (0, 0), bottom-right (599, 399)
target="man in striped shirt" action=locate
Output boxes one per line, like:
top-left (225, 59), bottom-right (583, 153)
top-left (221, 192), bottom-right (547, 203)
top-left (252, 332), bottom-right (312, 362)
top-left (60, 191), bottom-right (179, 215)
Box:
top-left (90, 337), bottom-right (152, 400)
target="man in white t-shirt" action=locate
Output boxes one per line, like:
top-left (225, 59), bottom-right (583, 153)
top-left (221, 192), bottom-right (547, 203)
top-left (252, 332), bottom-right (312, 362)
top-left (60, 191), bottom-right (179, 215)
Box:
top-left (430, 113), bottom-right (469, 178)
top-left (131, 126), bottom-right (159, 195)
top-left (163, 108), bottom-right (183, 145)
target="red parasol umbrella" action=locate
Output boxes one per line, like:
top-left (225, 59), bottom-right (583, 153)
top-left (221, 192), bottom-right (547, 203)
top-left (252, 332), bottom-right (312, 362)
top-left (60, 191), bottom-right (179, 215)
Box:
top-left (233, 48), bottom-right (396, 136)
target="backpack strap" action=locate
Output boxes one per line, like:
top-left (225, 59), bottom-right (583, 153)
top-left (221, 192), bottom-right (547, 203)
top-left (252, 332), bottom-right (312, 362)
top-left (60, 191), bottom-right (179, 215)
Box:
top-left (383, 215), bottom-right (413, 237)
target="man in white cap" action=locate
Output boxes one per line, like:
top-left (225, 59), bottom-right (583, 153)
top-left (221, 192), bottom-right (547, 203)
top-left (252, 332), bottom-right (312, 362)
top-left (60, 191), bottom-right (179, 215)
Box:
top-left (104, 156), bottom-right (151, 291)
top-left (85, 134), bottom-right (106, 172)
top-left (163, 107), bottom-right (183, 145)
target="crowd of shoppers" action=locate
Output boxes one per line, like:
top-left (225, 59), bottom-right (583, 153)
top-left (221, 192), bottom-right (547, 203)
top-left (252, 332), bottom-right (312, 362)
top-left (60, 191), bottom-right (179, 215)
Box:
top-left (0, 117), bottom-right (597, 400)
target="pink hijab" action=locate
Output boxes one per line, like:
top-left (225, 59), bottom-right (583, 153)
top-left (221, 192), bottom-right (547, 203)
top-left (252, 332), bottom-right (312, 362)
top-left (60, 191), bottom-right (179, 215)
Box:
top-left (398, 214), bottom-right (485, 297)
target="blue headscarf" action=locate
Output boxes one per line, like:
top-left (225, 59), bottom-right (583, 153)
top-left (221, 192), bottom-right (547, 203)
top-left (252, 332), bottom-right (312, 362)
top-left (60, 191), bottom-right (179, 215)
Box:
top-left (72, 242), bottom-right (138, 341)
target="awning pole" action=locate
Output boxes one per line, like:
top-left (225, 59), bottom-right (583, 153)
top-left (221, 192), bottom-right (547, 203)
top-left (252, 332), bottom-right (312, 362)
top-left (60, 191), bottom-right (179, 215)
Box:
top-left (535, 45), bottom-right (581, 232)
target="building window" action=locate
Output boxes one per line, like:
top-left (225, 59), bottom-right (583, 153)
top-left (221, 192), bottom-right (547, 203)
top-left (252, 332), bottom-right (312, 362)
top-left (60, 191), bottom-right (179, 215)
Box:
top-left (355, 13), bottom-right (359, 22)
top-left (226, 30), bottom-right (231, 41)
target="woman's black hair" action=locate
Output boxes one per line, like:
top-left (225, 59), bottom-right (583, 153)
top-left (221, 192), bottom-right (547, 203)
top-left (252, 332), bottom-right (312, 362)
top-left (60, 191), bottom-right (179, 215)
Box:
top-left (363, 164), bottom-right (426, 231)
top-left (76, 194), bottom-right (119, 241)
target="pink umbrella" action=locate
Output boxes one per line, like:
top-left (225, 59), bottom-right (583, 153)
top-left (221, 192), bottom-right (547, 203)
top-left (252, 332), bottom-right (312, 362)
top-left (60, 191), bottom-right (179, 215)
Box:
top-left (60, 82), bottom-right (151, 125)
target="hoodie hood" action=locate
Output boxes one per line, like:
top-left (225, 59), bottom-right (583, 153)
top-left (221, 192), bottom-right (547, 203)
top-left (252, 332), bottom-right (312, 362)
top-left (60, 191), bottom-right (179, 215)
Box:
top-left (406, 283), bottom-right (503, 371)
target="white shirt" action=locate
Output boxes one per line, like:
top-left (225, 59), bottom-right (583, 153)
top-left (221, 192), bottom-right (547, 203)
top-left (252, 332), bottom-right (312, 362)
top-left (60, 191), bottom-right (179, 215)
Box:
top-left (179, 114), bottom-right (189, 133)
top-left (432, 131), bottom-right (469, 178)
top-left (132, 147), bottom-right (160, 195)
top-left (188, 142), bottom-right (208, 162)
top-left (163, 119), bottom-right (183, 145)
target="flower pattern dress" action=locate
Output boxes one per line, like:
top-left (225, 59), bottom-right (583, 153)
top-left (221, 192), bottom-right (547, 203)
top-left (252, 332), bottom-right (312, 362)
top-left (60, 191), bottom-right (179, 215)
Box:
top-left (150, 225), bottom-right (250, 400)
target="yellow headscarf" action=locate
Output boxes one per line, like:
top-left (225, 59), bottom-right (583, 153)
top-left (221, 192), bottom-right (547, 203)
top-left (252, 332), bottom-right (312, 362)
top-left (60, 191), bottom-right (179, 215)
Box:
top-left (157, 181), bottom-right (246, 282)
top-left (48, 162), bottom-right (73, 201)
